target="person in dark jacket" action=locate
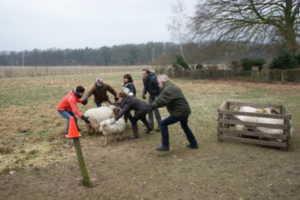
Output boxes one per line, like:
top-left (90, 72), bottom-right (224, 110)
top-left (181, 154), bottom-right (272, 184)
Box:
top-left (142, 69), bottom-right (161, 131)
top-left (83, 77), bottom-right (118, 107)
top-left (122, 74), bottom-right (136, 122)
top-left (122, 74), bottom-right (136, 97)
top-left (146, 74), bottom-right (198, 151)
top-left (110, 91), bottom-right (153, 139)
top-left (57, 86), bottom-right (90, 135)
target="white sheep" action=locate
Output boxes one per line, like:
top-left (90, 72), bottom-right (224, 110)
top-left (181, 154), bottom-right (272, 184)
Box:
top-left (233, 106), bottom-right (293, 141)
top-left (84, 104), bottom-right (120, 134)
top-left (99, 118), bottom-right (126, 145)
top-left (234, 106), bottom-right (275, 131)
top-left (256, 117), bottom-right (293, 136)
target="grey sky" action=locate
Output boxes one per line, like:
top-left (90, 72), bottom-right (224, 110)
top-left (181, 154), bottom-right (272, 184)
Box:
top-left (0, 0), bottom-right (197, 52)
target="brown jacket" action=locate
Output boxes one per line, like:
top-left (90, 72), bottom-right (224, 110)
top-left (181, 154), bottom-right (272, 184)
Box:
top-left (85, 83), bottom-right (117, 104)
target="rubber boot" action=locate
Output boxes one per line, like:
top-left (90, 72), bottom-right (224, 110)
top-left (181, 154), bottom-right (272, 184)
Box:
top-left (129, 125), bottom-right (139, 139)
top-left (143, 120), bottom-right (153, 134)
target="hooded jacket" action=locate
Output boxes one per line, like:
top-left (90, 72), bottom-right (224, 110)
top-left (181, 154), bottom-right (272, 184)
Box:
top-left (122, 82), bottom-right (136, 97)
top-left (85, 83), bottom-right (117, 104)
top-left (115, 95), bottom-right (148, 121)
top-left (152, 81), bottom-right (191, 117)
top-left (142, 72), bottom-right (160, 97)
top-left (57, 90), bottom-right (83, 117)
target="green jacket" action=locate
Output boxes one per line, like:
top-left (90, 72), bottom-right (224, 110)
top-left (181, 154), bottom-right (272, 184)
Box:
top-left (152, 81), bottom-right (191, 117)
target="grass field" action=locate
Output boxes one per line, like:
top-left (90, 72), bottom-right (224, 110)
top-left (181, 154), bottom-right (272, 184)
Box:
top-left (0, 70), bottom-right (299, 200)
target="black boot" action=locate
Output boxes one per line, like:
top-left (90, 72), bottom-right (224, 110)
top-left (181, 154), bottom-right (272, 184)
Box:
top-left (129, 125), bottom-right (139, 139)
top-left (143, 120), bottom-right (153, 134)
top-left (156, 146), bottom-right (170, 151)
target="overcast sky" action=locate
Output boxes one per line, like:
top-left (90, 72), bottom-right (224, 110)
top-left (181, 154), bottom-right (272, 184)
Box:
top-left (0, 0), bottom-right (198, 52)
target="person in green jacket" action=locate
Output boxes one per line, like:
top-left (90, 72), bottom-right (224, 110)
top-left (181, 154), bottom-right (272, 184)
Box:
top-left (145, 74), bottom-right (198, 151)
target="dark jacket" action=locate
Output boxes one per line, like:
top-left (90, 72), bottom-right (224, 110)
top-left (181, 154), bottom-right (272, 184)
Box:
top-left (152, 81), bottom-right (191, 117)
top-left (115, 95), bottom-right (148, 120)
top-left (142, 72), bottom-right (160, 97)
top-left (85, 83), bottom-right (117, 104)
top-left (123, 82), bottom-right (136, 97)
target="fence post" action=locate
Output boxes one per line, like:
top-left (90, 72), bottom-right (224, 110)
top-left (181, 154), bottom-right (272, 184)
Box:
top-left (281, 71), bottom-right (285, 83)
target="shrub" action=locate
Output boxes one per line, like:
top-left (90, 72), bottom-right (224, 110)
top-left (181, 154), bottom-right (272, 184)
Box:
top-left (231, 61), bottom-right (240, 70)
top-left (173, 55), bottom-right (190, 70)
top-left (241, 58), bottom-right (266, 71)
top-left (269, 53), bottom-right (298, 69)
top-left (196, 64), bottom-right (203, 69)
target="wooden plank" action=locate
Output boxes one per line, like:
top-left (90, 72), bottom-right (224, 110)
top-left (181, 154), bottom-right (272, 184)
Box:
top-left (219, 110), bottom-right (290, 119)
top-left (218, 135), bottom-right (287, 148)
top-left (218, 127), bottom-right (287, 139)
top-left (228, 101), bottom-right (283, 109)
top-left (219, 119), bottom-right (288, 129)
top-left (218, 101), bottom-right (227, 110)
top-left (284, 106), bottom-right (291, 116)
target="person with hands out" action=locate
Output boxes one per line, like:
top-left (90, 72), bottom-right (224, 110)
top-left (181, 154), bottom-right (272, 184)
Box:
top-left (110, 91), bottom-right (153, 139)
top-left (146, 74), bottom-right (198, 152)
top-left (83, 77), bottom-right (118, 107)
top-left (57, 86), bottom-right (90, 135)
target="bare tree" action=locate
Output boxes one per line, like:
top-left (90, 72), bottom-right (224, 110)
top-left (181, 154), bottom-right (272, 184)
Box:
top-left (168, 1), bottom-right (190, 62)
top-left (190, 0), bottom-right (300, 55)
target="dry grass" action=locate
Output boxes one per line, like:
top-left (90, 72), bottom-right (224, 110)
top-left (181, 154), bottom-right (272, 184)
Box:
top-left (0, 70), bottom-right (300, 200)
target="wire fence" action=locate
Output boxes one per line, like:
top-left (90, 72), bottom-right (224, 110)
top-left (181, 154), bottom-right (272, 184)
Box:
top-left (157, 68), bottom-right (300, 83)
top-left (2, 65), bottom-right (300, 83)
top-left (0, 66), bottom-right (148, 78)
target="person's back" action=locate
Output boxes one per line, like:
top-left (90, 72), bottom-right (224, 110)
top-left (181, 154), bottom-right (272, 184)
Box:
top-left (156, 82), bottom-right (191, 117)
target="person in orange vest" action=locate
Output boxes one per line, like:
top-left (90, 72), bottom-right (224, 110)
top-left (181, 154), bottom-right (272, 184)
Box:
top-left (57, 86), bottom-right (90, 134)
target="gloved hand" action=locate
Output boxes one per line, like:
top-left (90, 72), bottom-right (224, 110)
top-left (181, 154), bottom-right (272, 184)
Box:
top-left (81, 98), bottom-right (88, 105)
top-left (114, 97), bottom-right (119, 102)
top-left (128, 92), bottom-right (134, 96)
top-left (145, 105), bottom-right (154, 113)
top-left (81, 115), bottom-right (90, 124)
top-left (110, 118), bottom-right (116, 125)
top-left (142, 94), bottom-right (146, 100)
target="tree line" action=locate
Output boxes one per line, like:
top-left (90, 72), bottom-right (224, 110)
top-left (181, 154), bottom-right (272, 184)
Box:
top-left (0, 41), bottom-right (275, 67)
top-left (0, 42), bottom-right (177, 66)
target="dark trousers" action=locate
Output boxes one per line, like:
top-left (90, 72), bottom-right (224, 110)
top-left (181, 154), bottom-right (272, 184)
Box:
top-left (160, 115), bottom-right (197, 147)
top-left (57, 110), bottom-right (79, 134)
top-left (148, 95), bottom-right (161, 128)
top-left (130, 115), bottom-right (147, 126)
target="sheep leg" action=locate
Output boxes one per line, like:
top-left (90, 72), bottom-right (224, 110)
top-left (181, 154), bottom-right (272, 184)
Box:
top-left (86, 124), bottom-right (91, 134)
top-left (119, 131), bottom-right (123, 141)
top-left (114, 134), bottom-right (117, 143)
top-left (104, 135), bottom-right (108, 145)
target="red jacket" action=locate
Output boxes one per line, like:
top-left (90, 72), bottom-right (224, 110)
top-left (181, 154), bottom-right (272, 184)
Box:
top-left (57, 90), bottom-right (83, 117)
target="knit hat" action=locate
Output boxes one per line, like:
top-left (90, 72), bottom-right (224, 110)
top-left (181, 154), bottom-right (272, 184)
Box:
top-left (96, 77), bottom-right (103, 84)
top-left (76, 86), bottom-right (85, 93)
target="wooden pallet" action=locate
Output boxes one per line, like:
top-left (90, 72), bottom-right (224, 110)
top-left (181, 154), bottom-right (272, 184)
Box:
top-left (217, 101), bottom-right (291, 150)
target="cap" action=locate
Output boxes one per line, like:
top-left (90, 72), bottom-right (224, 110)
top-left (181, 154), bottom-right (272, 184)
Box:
top-left (96, 77), bottom-right (103, 84)
top-left (76, 86), bottom-right (85, 93)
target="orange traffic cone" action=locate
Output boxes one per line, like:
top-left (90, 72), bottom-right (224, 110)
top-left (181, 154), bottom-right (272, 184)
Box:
top-left (67, 82), bottom-right (69, 87)
top-left (66, 116), bottom-right (81, 138)
top-left (51, 80), bottom-right (54, 85)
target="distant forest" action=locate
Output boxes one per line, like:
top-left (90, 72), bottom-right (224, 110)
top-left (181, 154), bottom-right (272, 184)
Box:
top-left (0, 41), bottom-right (274, 66)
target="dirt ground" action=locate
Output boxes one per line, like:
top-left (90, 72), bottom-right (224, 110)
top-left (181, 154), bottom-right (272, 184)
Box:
top-left (0, 73), bottom-right (300, 200)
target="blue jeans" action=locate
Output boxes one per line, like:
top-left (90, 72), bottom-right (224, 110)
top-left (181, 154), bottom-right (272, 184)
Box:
top-left (57, 110), bottom-right (79, 134)
top-left (160, 115), bottom-right (197, 147)
top-left (96, 101), bottom-right (112, 107)
top-left (148, 95), bottom-right (161, 128)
